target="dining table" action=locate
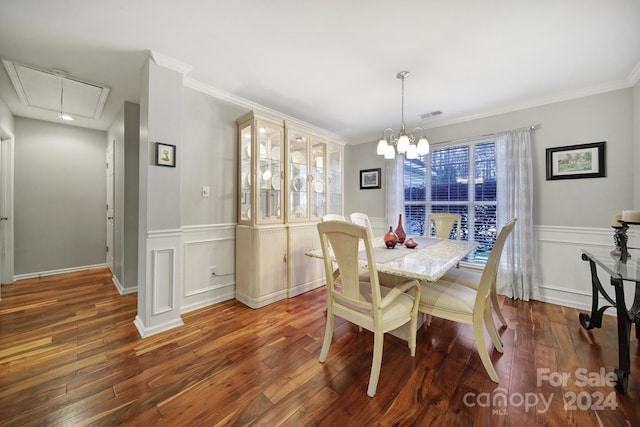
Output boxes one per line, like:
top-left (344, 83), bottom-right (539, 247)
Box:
top-left (306, 235), bottom-right (479, 282)
top-left (306, 235), bottom-right (479, 341)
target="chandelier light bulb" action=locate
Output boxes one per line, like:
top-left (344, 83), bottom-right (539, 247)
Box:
top-left (417, 136), bottom-right (430, 155)
top-left (384, 144), bottom-right (396, 159)
top-left (377, 138), bottom-right (388, 155)
top-left (397, 134), bottom-right (410, 153)
top-left (406, 144), bottom-right (418, 159)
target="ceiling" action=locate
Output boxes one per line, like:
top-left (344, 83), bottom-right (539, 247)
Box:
top-left (0, 1), bottom-right (639, 144)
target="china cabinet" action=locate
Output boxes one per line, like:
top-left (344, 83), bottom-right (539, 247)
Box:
top-left (235, 111), bottom-right (343, 308)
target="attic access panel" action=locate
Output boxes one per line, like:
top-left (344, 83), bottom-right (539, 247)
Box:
top-left (2, 59), bottom-right (110, 120)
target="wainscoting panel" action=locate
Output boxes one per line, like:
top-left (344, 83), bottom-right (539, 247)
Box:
top-left (533, 225), bottom-right (636, 314)
top-left (152, 248), bottom-right (174, 315)
top-left (181, 224), bottom-right (236, 313)
top-left (135, 229), bottom-right (184, 338)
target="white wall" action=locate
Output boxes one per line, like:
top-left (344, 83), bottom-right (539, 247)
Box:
top-left (344, 88), bottom-right (637, 310)
top-left (14, 117), bottom-right (107, 275)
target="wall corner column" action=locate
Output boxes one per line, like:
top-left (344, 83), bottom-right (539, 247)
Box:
top-left (135, 53), bottom-right (191, 337)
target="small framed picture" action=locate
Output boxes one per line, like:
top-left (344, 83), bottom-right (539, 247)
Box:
top-left (155, 142), bottom-right (176, 167)
top-left (360, 168), bottom-right (381, 189)
top-left (545, 141), bottom-right (605, 180)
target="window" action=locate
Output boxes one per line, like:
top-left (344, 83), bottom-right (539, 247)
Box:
top-left (404, 140), bottom-right (497, 265)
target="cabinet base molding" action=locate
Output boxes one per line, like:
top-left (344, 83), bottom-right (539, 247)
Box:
top-left (236, 288), bottom-right (288, 309)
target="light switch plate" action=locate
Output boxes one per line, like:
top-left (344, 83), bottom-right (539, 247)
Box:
top-left (202, 186), bottom-right (210, 197)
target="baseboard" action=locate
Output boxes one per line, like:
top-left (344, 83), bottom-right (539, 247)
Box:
top-left (111, 274), bottom-right (138, 295)
top-left (14, 263), bottom-right (108, 281)
top-left (534, 285), bottom-right (616, 317)
top-left (288, 278), bottom-right (324, 298)
top-left (180, 289), bottom-right (235, 314)
top-left (235, 288), bottom-right (288, 309)
top-left (134, 314), bottom-right (185, 339)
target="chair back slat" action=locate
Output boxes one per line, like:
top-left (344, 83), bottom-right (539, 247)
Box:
top-left (349, 212), bottom-right (374, 240)
top-left (427, 213), bottom-right (461, 240)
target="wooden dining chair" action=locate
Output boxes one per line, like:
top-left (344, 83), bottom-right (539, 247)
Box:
top-left (418, 218), bottom-right (516, 382)
top-left (322, 213), bottom-right (346, 222)
top-left (349, 212), bottom-right (374, 238)
top-left (427, 213), bottom-right (461, 240)
top-left (440, 262), bottom-right (509, 329)
top-left (317, 221), bottom-right (421, 397)
top-left (350, 211), bottom-right (404, 287)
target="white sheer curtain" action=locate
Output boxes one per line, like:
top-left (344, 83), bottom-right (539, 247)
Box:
top-left (385, 156), bottom-right (404, 231)
top-left (495, 127), bottom-right (539, 301)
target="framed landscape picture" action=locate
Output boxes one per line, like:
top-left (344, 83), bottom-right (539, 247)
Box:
top-left (545, 141), bottom-right (605, 180)
top-left (155, 142), bottom-right (176, 167)
top-left (360, 168), bottom-right (381, 189)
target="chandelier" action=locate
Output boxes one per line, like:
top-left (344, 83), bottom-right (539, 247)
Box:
top-left (376, 71), bottom-right (429, 159)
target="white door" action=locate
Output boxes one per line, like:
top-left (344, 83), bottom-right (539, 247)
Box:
top-left (0, 130), bottom-right (15, 290)
top-left (106, 141), bottom-right (114, 273)
top-left (0, 137), bottom-right (4, 288)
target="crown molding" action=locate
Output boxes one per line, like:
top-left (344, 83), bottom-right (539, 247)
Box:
top-left (627, 60), bottom-right (640, 86)
top-left (149, 51), bottom-right (192, 75)
top-left (420, 78), bottom-right (635, 131)
top-left (184, 76), bottom-right (347, 145)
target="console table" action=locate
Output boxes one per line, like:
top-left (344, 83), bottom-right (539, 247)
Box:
top-left (579, 247), bottom-right (640, 393)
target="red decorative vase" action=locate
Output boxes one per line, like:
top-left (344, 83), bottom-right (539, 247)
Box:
top-left (404, 238), bottom-right (418, 249)
top-left (395, 214), bottom-right (406, 244)
top-left (384, 227), bottom-right (398, 249)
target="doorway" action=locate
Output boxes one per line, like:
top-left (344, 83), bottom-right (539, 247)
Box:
top-left (0, 126), bottom-right (15, 291)
top-left (106, 140), bottom-right (114, 274)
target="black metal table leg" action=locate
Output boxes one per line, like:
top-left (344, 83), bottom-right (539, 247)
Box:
top-left (579, 253), bottom-right (616, 330)
top-left (612, 276), bottom-right (632, 393)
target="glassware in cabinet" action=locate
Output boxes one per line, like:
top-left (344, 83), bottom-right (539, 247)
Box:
top-left (287, 129), bottom-right (309, 221)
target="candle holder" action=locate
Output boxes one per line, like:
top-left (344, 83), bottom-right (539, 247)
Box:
top-left (611, 222), bottom-right (630, 261)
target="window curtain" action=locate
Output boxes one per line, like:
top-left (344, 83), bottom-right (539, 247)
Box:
top-left (495, 127), bottom-right (539, 301)
top-left (385, 156), bottom-right (404, 231)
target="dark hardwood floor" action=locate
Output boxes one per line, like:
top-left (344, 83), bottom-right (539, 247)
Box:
top-left (0, 267), bottom-right (638, 426)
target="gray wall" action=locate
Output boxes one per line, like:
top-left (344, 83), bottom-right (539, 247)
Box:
top-left (344, 143), bottom-right (386, 220)
top-left (634, 81), bottom-right (640, 208)
top-left (181, 87), bottom-right (249, 225)
top-left (14, 117), bottom-right (107, 274)
top-left (346, 88), bottom-right (635, 229)
top-left (0, 97), bottom-right (13, 134)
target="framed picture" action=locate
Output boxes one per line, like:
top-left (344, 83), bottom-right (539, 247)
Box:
top-left (155, 142), bottom-right (176, 167)
top-left (360, 168), bottom-right (381, 189)
top-left (546, 141), bottom-right (605, 180)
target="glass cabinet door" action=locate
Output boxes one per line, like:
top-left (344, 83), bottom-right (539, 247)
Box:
top-left (239, 123), bottom-right (253, 222)
top-left (310, 139), bottom-right (326, 220)
top-left (328, 144), bottom-right (343, 215)
top-left (288, 130), bottom-right (309, 221)
top-left (256, 120), bottom-right (283, 223)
